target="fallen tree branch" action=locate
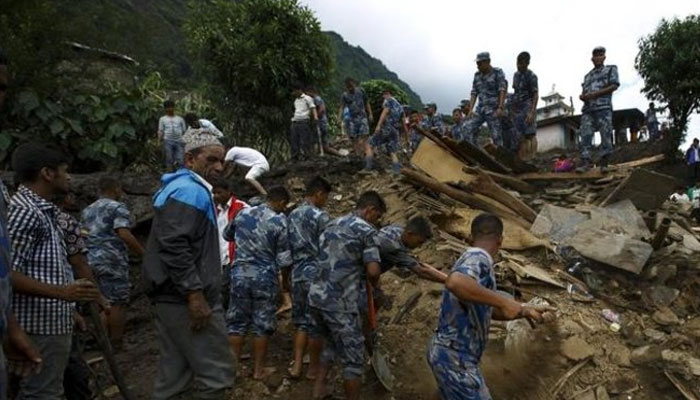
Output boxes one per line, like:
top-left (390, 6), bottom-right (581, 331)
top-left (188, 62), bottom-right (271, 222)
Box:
top-left (551, 358), bottom-right (591, 398)
top-left (664, 370), bottom-right (699, 400)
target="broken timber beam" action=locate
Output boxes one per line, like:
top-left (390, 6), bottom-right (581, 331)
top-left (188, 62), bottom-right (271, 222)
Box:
top-left (610, 154), bottom-right (665, 170)
top-left (517, 170), bottom-right (610, 181)
top-left (401, 168), bottom-right (531, 229)
top-left (442, 137), bottom-right (511, 174)
top-left (466, 169), bottom-right (538, 222)
top-left (463, 166), bottom-right (535, 194)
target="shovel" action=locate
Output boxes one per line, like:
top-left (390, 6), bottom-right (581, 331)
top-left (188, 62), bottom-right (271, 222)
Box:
top-left (366, 282), bottom-right (395, 391)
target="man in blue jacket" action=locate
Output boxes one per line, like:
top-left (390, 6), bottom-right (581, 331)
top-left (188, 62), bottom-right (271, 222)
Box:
top-left (142, 129), bottom-right (235, 399)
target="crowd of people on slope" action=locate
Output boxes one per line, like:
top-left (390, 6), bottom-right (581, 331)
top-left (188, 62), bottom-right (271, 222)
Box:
top-left (0, 41), bottom-right (693, 400)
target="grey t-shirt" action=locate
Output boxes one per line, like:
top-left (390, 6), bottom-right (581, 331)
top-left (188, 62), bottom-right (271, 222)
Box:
top-left (158, 115), bottom-right (187, 142)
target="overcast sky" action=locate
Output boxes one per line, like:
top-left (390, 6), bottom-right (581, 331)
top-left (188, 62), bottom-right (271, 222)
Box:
top-left (301, 0), bottom-right (699, 144)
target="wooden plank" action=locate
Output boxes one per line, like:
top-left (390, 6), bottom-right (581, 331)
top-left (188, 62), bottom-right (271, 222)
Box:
top-left (464, 169), bottom-right (537, 222)
top-left (411, 139), bottom-right (477, 184)
top-left (611, 154), bottom-right (665, 170)
top-left (402, 168), bottom-right (532, 229)
top-left (443, 137), bottom-right (512, 174)
top-left (463, 166), bottom-right (536, 194)
top-left (518, 170), bottom-right (609, 181)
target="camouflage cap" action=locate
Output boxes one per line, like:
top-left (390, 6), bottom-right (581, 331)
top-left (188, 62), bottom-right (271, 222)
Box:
top-left (592, 46), bottom-right (606, 55)
top-left (460, 99), bottom-right (471, 106)
top-left (475, 52), bottom-right (490, 62)
top-left (424, 102), bottom-right (437, 110)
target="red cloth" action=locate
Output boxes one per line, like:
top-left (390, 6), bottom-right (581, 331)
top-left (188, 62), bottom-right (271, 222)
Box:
top-left (226, 196), bottom-right (247, 263)
top-left (554, 159), bottom-right (575, 172)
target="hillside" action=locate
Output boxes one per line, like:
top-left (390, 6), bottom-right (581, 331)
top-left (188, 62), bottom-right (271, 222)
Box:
top-left (324, 31), bottom-right (423, 108)
top-left (42, 1), bottom-right (423, 105)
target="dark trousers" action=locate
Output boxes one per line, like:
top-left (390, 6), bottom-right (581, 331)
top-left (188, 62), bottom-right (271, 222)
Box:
top-left (63, 335), bottom-right (92, 400)
top-left (688, 163), bottom-right (699, 186)
top-left (290, 121), bottom-right (312, 160)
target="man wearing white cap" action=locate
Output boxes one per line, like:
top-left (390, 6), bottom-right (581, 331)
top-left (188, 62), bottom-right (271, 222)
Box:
top-left (143, 129), bottom-right (235, 400)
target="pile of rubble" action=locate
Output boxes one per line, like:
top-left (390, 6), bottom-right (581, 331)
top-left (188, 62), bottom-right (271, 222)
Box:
top-left (362, 133), bottom-right (700, 400)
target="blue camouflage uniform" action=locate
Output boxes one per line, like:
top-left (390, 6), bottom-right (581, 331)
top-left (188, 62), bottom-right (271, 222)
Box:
top-left (357, 225), bottom-right (422, 314)
top-left (511, 69), bottom-right (538, 142)
top-left (501, 94), bottom-right (520, 153)
top-left (427, 248), bottom-right (496, 400)
top-left (288, 201), bottom-right (330, 335)
top-left (227, 204), bottom-right (291, 336)
top-left (314, 95), bottom-right (330, 146)
top-left (308, 213), bottom-right (381, 379)
top-left (81, 198), bottom-right (134, 304)
top-left (370, 96), bottom-right (404, 154)
top-left (451, 118), bottom-right (471, 143)
top-left (464, 68), bottom-right (507, 146)
top-left (409, 124), bottom-right (423, 152)
top-left (342, 88), bottom-right (370, 138)
top-left (580, 64), bottom-right (619, 162)
top-left (421, 114), bottom-right (445, 137)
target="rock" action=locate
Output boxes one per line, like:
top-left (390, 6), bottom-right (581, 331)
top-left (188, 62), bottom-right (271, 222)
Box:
top-left (655, 264), bottom-right (677, 285)
top-left (647, 285), bottom-right (680, 308)
top-left (630, 345), bottom-right (661, 365)
top-left (684, 317), bottom-right (700, 340)
top-left (662, 350), bottom-right (700, 376)
top-left (608, 343), bottom-right (631, 367)
top-left (642, 328), bottom-right (666, 342)
top-left (265, 373), bottom-right (284, 389)
top-left (570, 228), bottom-right (652, 274)
top-left (595, 386), bottom-right (611, 400)
top-left (560, 336), bottom-right (594, 361)
top-left (559, 319), bottom-right (585, 336)
top-left (652, 306), bottom-right (680, 326)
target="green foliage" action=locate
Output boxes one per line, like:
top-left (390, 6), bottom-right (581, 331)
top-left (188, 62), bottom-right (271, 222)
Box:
top-left (185, 0), bottom-right (333, 161)
top-left (0, 73), bottom-right (170, 171)
top-left (324, 32), bottom-right (422, 110)
top-left (360, 80), bottom-right (410, 131)
top-left (635, 15), bottom-right (700, 149)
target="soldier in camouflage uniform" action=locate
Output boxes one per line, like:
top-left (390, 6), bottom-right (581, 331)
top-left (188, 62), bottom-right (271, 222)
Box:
top-left (227, 186), bottom-right (292, 381)
top-left (366, 89), bottom-right (407, 174)
top-left (511, 52), bottom-right (539, 159)
top-left (464, 52), bottom-right (507, 147)
top-left (578, 46), bottom-right (619, 171)
top-left (500, 93), bottom-right (520, 153)
top-left (339, 78), bottom-right (373, 157)
top-left (421, 103), bottom-right (445, 137)
top-left (287, 177), bottom-right (332, 379)
top-left (307, 191), bottom-right (386, 400)
top-left (407, 110), bottom-right (424, 152)
top-left (426, 214), bottom-right (554, 400)
top-left (451, 108), bottom-right (470, 143)
top-left (82, 176), bottom-right (144, 346)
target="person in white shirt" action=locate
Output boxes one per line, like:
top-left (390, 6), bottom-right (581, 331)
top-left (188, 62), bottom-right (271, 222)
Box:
top-left (157, 100), bottom-right (187, 170)
top-left (290, 84), bottom-right (318, 161)
top-left (225, 147), bottom-right (269, 196)
top-left (185, 113), bottom-right (224, 138)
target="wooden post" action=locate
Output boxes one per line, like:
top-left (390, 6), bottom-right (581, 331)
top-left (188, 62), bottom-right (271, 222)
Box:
top-left (651, 218), bottom-right (672, 250)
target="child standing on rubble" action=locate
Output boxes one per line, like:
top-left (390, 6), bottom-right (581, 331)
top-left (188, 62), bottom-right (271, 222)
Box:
top-left (427, 213), bottom-right (555, 400)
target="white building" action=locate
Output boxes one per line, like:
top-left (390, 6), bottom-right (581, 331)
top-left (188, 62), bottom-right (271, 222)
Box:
top-left (535, 86), bottom-right (577, 153)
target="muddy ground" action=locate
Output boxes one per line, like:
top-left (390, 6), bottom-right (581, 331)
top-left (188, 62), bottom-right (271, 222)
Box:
top-left (84, 140), bottom-right (700, 400)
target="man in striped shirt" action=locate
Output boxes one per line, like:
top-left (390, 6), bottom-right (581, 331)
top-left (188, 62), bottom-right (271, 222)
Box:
top-left (8, 143), bottom-right (100, 399)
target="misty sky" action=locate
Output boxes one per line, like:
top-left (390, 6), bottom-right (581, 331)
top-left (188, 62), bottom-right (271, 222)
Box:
top-left (301, 0), bottom-right (699, 144)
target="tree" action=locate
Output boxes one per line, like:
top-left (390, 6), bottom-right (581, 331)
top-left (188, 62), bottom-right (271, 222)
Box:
top-left (635, 15), bottom-right (700, 149)
top-left (185, 0), bottom-right (333, 161)
top-left (360, 79), bottom-right (410, 132)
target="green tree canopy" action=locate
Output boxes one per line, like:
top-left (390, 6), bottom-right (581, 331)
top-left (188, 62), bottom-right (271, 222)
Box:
top-left (185, 0), bottom-right (333, 160)
top-left (635, 15), bottom-right (700, 148)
